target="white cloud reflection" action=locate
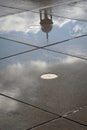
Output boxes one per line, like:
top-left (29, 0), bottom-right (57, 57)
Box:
top-left (0, 3), bottom-right (87, 35)
top-left (0, 61), bottom-right (48, 94)
top-left (0, 11), bottom-right (71, 34)
top-left (0, 93), bottom-right (18, 112)
top-left (0, 56), bottom-right (78, 112)
top-left (0, 60), bottom-right (48, 111)
top-left (0, 11), bottom-right (86, 38)
top-left (69, 7), bottom-right (85, 17)
top-left (0, 12), bottom-right (40, 33)
top-left (72, 24), bottom-right (87, 35)
top-left (0, 57), bottom-right (77, 88)
top-left (54, 18), bottom-right (71, 27)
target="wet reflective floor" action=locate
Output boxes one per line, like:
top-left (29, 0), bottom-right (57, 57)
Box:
top-left (0, 0), bottom-right (87, 130)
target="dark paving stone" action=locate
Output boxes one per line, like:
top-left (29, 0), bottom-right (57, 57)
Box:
top-left (28, 118), bottom-right (87, 130)
top-left (0, 0), bottom-right (78, 11)
top-left (0, 49), bottom-right (87, 115)
top-left (0, 11), bottom-right (87, 47)
top-left (0, 6), bottom-right (21, 17)
top-left (0, 0), bottom-right (41, 11)
top-left (0, 95), bottom-right (57, 130)
top-left (0, 38), bottom-right (35, 59)
top-left (66, 108), bottom-right (87, 125)
top-left (46, 36), bottom-right (87, 59)
top-left (68, 1), bottom-right (87, 9)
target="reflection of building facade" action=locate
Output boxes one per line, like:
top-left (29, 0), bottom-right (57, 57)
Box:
top-left (40, 9), bottom-right (53, 40)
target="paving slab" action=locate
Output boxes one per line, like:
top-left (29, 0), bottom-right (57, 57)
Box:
top-left (27, 118), bottom-right (87, 130)
top-left (46, 36), bottom-right (87, 59)
top-left (0, 0), bottom-right (40, 11)
top-left (0, 38), bottom-right (35, 59)
top-left (0, 49), bottom-right (87, 115)
top-left (0, 95), bottom-right (57, 130)
top-left (66, 108), bottom-right (87, 125)
top-left (0, 6), bottom-right (22, 17)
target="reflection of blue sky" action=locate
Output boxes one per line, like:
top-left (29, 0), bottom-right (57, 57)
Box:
top-left (0, 39), bottom-right (34, 58)
top-left (0, 49), bottom-right (78, 69)
top-left (47, 36), bottom-right (87, 59)
top-left (0, 11), bottom-right (87, 46)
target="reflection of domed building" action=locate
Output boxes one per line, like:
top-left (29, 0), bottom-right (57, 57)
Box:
top-left (40, 9), bottom-right (53, 40)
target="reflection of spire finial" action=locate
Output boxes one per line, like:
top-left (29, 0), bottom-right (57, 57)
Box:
top-left (40, 9), bottom-right (53, 42)
top-left (46, 32), bottom-right (48, 40)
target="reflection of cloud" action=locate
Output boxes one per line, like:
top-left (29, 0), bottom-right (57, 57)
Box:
top-left (70, 7), bottom-right (85, 17)
top-left (0, 56), bottom-right (78, 111)
top-left (54, 18), bottom-right (71, 27)
top-left (0, 12), bottom-right (71, 34)
top-left (30, 61), bottom-right (47, 69)
top-left (0, 12), bottom-right (40, 34)
top-left (73, 25), bottom-right (82, 32)
top-left (0, 5), bottom-right (86, 35)
top-left (43, 51), bottom-right (78, 64)
top-left (0, 61), bottom-right (48, 107)
top-left (64, 57), bottom-right (77, 64)
top-left (0, 58), bottom-right (77, 89)
top-left (0, 61), bottom-right (48, 94)
top-left (0, 95), bottom-right (18, 112)
top-left (72, 24), bottom-right (87, 35)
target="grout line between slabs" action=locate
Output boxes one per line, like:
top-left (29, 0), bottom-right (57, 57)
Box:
top-left (0, 36), bottom-right (41, 48)
top-left (51, 14), bottom-right (87, 23)
top-left (0, 4), bottom-right (44, 18)
top-left (0, 34), bottom-right (87, 61)
top-left (0, 10), bottom-right (25, 18)
top-left (0, 33), bottom-right (87, 50)
top-left (0, 4), bottom-right (31, 11)
top-left (26, 117), bottom-right (87, 130)
top-left (0, 4), bottom-right (46, 18)
top-left (29, 0), bottom-right (81, 12)
top-left (0, 0), bottom-right (76, 12)
top-left (0, 2), bottom-right (68, 17)
top-left (0, 48), bottom-right (40, 60)
top-left (0, 1), bottom-right (86, 129)
top-left (0, 93), bottom-right (87, 129)
top-left (45, 48), bottom-right (87, 61)
top-left (26, 117), bottom-right (61, 130)
top-left (42, 34), bottom-right (87, 48)
top-left (0, 93), bottom-right (59, 117)
top-left (0, 46), bottom-right (87, 62)
top-left (0, 0), bottom-right (84, 23)
top-left (0, 0), bottom-right (85, 22)
top-left (31, 10), bottom-right (87, 23)
top-left (64, 117), bottom-right (87, 127)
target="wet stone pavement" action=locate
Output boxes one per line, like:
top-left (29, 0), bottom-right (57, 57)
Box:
top-left (0, 0), bottom-right (87, 130)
